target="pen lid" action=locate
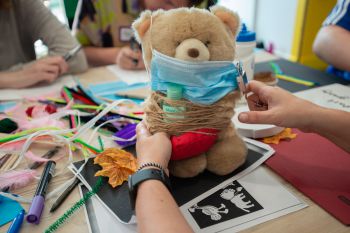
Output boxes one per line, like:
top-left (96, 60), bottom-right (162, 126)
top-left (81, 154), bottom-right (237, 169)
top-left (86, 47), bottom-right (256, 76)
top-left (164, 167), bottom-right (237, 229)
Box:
top-left (26, 195), bottom-right (45, 224)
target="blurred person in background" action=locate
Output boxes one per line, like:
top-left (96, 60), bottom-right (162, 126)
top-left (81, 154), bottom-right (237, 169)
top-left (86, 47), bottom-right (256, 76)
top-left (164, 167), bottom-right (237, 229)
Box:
top-left (0, 0), bottom-right (88, 89)
top-left (75, 0), bottom-right (216, 69)
top-left (313, 0), bottom-right (350, 81)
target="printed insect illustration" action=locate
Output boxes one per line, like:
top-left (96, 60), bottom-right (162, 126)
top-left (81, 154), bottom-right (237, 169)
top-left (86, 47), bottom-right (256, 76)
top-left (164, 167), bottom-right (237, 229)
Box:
top-left (189, 203), bottom-right (229, 221)
top-left (220, 187), bottom-right (255, 212)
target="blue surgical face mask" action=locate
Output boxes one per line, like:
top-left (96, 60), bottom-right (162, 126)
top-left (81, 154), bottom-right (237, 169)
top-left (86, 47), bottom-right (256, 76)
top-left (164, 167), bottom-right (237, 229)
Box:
top-left (150, 49), bottom-right (241, 105)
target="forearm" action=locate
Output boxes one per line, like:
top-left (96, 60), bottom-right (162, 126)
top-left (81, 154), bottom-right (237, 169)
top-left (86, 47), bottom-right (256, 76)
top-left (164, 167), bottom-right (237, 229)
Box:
top-left (83, 47), bottom-right (120, 66)
top-left (67, 51), bottom-right (88, 73)
top-left (136, 180), bottom-right (193, 233)
top-left (313, 26), bottom-right (350, 71)
top-left (308, 105), bottom-right (350, 152)
top-left (0, 70), bottom-right (23, 89)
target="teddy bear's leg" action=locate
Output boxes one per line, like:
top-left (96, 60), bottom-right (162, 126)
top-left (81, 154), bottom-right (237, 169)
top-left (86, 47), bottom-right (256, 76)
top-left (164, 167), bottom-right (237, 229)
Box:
top-left (169, 154), bottom-right (207, 178)
top-left (206, 125), bottom-right (247, 176)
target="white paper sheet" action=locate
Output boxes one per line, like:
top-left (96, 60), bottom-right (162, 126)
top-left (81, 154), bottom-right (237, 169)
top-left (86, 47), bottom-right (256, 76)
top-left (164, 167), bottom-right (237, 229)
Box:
top-left (294, 83), bottom-right (350, 112)
top-left (106, 65), bottom-right (149, 85)
top-left (0, 75), bottom-right (76, 100)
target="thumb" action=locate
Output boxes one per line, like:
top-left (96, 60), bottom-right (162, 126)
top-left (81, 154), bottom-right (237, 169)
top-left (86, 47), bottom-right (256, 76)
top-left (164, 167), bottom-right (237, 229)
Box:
top-left (238, 111), bottom-right (273, 125)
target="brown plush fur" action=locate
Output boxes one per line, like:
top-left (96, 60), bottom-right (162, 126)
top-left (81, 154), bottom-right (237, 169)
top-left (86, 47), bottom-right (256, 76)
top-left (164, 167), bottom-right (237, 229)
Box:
top-left (133, 6), bottom-right (247, 177)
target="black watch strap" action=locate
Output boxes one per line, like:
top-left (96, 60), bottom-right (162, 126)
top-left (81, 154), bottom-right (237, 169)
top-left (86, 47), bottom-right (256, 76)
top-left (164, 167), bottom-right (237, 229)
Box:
top-left (128, 168), bottom-right (171, 210)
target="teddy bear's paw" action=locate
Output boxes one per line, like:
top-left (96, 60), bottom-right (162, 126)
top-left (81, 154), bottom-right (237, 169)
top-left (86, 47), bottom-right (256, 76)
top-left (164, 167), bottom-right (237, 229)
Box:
top-left (206, 135), bottom-right (247, 176)
top-left (169, 154), bottom-right (207, 178)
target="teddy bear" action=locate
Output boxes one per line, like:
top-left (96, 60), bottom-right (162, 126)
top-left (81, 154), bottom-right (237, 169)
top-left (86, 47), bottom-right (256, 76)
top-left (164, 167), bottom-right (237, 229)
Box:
top-left (132, 6), bottom-right (247, 178)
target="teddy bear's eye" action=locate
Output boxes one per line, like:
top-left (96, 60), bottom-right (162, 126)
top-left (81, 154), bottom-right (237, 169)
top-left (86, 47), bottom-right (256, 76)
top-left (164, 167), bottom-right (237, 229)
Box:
top-left (176, 41), bottom-right (181, 46)
top-left (205, 41), bottom-right (210, 47)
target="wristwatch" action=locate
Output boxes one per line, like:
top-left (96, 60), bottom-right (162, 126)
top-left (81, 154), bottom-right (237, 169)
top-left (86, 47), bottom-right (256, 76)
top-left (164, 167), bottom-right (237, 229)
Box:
top-left (128, 168), bottom-right (171, 210)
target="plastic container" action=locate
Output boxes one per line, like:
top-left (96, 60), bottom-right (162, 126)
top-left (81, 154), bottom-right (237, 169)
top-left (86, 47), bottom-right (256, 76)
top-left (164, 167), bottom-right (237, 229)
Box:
top-left (232, 106), bottom-right (285, 138)
top-left (163, 84), bottom-right (185, 120)
top-left (236, 24), bottom-right (256, 81)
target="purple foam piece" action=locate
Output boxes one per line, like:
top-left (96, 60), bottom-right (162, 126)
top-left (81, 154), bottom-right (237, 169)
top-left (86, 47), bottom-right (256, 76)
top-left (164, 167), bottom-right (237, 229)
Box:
top-left (26, 195), bottom-right (44, 224)
top-left (114, 123), bottom-right (137, 147)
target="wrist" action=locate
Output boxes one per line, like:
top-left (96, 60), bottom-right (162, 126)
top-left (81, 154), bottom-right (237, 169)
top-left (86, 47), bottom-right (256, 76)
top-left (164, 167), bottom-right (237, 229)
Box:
top-left (137, 161), bottom-right (170, 176)
top-left (128, 167), bottom-right (171, 210)
top-left (300, 101), bottom-right (322, 132)
top-left (137, 156), bottom-right (169, 170)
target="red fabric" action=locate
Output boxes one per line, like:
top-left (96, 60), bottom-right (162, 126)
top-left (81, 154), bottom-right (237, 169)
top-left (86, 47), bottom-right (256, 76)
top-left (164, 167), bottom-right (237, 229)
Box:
top-left (170, 128), bottom-right (219, 161)
top-left (265, 129), bottom-right (350, 225)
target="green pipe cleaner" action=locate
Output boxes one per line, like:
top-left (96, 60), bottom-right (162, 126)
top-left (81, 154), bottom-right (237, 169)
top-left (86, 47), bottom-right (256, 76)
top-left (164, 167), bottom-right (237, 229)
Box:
top-left (45, 177), bottom-right (104, 233)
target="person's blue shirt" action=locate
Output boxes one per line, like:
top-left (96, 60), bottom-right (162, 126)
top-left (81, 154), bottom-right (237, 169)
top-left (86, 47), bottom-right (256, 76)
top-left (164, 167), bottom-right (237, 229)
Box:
top-left (323, 0), bottom-right (350, 81)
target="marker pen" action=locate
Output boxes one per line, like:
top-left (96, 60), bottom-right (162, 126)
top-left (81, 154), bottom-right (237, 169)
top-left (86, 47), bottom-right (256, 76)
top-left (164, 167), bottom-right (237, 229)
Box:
top-left (26, 161), bottom-right (56, 224)
top-left (7, 209), bottom-right (25, 233)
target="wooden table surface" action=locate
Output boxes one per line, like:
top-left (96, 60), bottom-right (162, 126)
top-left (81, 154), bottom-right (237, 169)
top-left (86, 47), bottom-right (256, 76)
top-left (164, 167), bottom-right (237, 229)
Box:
top-left (1, 51), bottom-right (349, 233)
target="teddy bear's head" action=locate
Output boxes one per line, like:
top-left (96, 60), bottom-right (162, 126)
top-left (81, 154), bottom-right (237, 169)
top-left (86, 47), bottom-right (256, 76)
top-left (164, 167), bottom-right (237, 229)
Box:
top-left (132, 6), bottom-right (241, 67)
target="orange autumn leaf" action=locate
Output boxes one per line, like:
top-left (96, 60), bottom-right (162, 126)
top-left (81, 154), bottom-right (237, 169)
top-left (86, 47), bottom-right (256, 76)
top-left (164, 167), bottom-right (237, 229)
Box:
top-left (94, 148), bottom-right (137, 188)
top-left (262, 128), bottom-right (297, 144)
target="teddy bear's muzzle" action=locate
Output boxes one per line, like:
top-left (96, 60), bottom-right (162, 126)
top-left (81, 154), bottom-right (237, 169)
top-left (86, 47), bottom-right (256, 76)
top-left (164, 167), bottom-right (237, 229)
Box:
top-left (175, 38), bottom-right (210, 61)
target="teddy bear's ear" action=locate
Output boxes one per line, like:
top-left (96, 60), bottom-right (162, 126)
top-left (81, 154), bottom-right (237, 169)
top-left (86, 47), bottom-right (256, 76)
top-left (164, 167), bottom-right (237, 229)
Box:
top-left (210, 6), bottom-right (241, 37)
top-left (132, 10), bottom-right (152, 43)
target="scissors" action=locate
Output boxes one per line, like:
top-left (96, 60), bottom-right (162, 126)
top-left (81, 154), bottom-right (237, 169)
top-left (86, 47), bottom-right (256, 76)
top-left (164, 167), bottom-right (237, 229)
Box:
top-left (237, 63), bottom-right (268, 111)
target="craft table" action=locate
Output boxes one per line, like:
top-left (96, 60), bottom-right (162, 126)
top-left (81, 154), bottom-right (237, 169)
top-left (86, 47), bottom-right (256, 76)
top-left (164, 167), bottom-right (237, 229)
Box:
top-left (1, 50), bottom-right (349, 233)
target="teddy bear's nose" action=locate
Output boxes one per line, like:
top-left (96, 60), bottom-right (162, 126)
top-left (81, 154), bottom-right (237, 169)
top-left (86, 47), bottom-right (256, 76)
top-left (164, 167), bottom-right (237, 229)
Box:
top-left (187, 48), bottom-right (199, 58)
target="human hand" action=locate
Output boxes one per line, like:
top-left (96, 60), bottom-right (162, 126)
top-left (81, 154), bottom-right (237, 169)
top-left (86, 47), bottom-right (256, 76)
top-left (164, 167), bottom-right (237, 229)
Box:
top-left (136, 121), bottom-right (172, 171)
top-left (116, 46), bottom-right (145, 70)
top-left (238, 81), bottom-right (318, 130)
top-left (18, 56), bottom-right (69, 88)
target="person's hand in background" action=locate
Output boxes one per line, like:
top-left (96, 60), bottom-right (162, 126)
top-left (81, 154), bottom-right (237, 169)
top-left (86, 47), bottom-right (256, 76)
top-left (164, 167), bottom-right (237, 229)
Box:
top-left (238, 80), bottom-right (318, 131)
top-left (0, 56), bottom-right (69, 89)
top-left (136, 121), bottom-right (172, 172)
top-left (116, 46), bottom-right (145, 70)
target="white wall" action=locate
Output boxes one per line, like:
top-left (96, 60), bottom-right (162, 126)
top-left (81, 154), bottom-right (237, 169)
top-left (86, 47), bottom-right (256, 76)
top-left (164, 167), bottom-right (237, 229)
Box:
top-left (218, 0), bottom-right (299, 59)
top-left (218, 0), bottom-right (257, 31)
top-left (255, 0), bottom-right (298, 58)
